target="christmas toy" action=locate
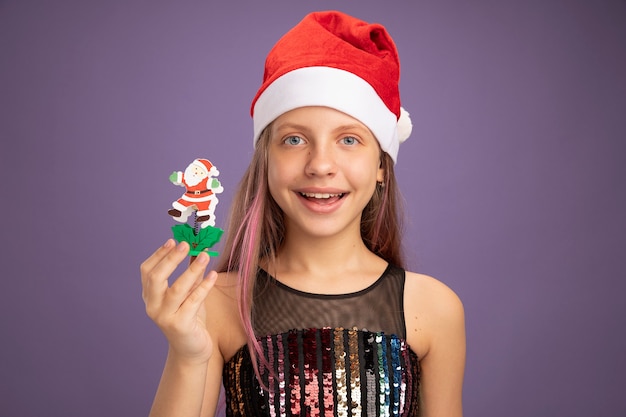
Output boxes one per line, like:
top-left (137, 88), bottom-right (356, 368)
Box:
top-left (168, 158), bottom-right (224, 256)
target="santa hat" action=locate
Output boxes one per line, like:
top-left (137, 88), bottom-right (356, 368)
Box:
top-left (191, 158), bottom-right (219, 177)
top-left (251, 10), bottom-right (412, 163)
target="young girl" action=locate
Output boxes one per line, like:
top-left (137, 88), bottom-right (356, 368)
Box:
top-left (141, 10), bottom-right (465, 417)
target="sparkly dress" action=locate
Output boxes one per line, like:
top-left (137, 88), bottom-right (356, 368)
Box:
top-left (222, 265), bottom-right (421, 417)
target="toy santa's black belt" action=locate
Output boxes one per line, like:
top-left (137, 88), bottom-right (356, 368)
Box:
top-left (186, 189), bottom-right (212, 195)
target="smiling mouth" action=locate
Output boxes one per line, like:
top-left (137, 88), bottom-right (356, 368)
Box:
top-left (299, 192), bottom-right (345, 199)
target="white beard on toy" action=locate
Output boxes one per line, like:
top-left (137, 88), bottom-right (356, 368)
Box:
top-left (184, 165), bottom-right (206, 187)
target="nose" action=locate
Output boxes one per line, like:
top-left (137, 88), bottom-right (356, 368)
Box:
top-left (304, 142), bottom-right (337, 177)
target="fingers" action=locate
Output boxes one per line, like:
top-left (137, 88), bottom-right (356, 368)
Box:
top-left (161, 251), bottom-right (211, 312)
top-left (176, 269), bottom-right (218, 322)
top-left (141, 240), bottom-right (191, 314)
top-left (140, 239), bottom-right (177, 290)
top-left (140, 239), bottom-right (172, 304)
top-left (140, 240), bottom-right (219, 362)
top-left (140, 239), bottom-right (176, 274)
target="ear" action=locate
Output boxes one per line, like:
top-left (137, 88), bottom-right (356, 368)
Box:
top-left (376, 159), bottom-right (385, 183)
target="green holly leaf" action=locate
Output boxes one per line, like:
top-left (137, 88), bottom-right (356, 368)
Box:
top-left (195, 226), bottom-right (224, 251)
top-left (171, 224), bottom-right (196, 244)
top-left (171, 224), bottom-right (224, 257)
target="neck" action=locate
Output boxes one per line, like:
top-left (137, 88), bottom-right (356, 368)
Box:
top-left (270, 227), bottom-right (386, 280)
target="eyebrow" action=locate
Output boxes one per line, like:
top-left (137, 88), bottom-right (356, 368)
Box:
top-left (273, 122), bottom-right (309, 133)
top-left (273, 122), bottom-right (370, 135)
top-left (332, 124), bottom-right (369, 134)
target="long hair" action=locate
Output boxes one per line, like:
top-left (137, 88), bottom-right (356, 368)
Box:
top-left (215, 125), bottom-right (406, 382)
top-left (362, 151), bottom-right (405, 268)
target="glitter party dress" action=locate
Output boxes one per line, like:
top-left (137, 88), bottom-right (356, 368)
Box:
top-left (223, 264), bottom-right (421, 417)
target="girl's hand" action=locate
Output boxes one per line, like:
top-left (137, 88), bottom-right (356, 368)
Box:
top-left (140, 239), bottom-right (218, 364)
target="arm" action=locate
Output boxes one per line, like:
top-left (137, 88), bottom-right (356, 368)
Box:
top-left (150, 348), bottom-right (223, 417)
top-left (404, 272), bottom-right (466, 417)
top-left (140, 240), bottom-right (223, 417)
top-left (210, 178), bottom-right (224, 194)
top-left (170, 171), bottom-right (184, 186)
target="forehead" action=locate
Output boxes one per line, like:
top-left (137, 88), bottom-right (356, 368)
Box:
top-left (272, 106), bottom-right (377, 138)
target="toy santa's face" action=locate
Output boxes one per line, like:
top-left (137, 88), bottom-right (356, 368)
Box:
top-left (186, 164), bottom-right (207, 179)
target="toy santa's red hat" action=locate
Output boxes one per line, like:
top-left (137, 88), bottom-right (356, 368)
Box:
top-left (191, 158), bottom-right (219, 177)
top-left (251, 10), bottom-right (412, 163)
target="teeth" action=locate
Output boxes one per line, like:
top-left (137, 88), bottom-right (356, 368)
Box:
top-left (301, 192), bottom-right (343, 199)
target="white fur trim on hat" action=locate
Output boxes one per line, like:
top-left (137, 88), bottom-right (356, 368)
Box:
top-left (253, 66), bottom-right (401, 163)
top-left (397, 107), bottom-right (412, 143)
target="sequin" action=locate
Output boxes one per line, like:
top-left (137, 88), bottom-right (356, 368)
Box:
top-left (320, 328), bottom-right (334, 416)
top-left (363, 332), bottom-right (377, 416)
top-left (277, 334), bottom-right (287, 417)
top-left (348, 327), bottom-right (362, 417)
top-left (288, 330), bottom-right (301, 416)
top-left (390, 336), bottom-right (401, 416)
top-left (266, 336), bottom-right (276, 417)
top-left (334, 327), bottom-right (348, 417)
top-left (222, 328), bottom-right (420, 417)
top-left (376, 333), bottom-right (390, 417)
top-left (303, 328), bottom-right (320, 417)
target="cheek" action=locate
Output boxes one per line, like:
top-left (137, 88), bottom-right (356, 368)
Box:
top-left (344, 155), bottom-right (380, 183)
top-left (267, 168), bottom-right (279, 200)
top-left (267, 155), bottom-right (289, 199)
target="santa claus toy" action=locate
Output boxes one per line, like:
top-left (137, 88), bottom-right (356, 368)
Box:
top-left (168, 158), bottom-right (223, 228)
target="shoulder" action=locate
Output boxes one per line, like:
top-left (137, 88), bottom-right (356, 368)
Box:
top-left (204, 271), bottom-right (247, 361)
top-left (403, 272), bottom-right (466, 414)
top-left (403, 271), bottom-right (465, 359)
top-left (403, 271), bottom-right (464, 316)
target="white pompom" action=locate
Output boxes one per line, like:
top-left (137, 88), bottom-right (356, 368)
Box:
top-left (397, 107), bottom-right (412, 143)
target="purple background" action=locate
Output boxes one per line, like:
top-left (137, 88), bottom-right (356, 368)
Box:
top-left (1, 1), bottom-right (625, 416)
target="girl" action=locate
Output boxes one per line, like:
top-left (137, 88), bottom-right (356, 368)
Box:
top-left (141, 10), bottom-right (465, 417)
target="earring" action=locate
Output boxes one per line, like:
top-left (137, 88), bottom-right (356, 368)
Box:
top-left (377, 181), bottom-right (385, 188)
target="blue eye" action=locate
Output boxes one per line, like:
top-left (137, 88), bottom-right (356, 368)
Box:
top-left (341, 136), bottom-right (358, 145)
top-left (284, 136), bottom-right (304, 145)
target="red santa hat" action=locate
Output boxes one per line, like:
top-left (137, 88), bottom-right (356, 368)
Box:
top-left (191, 158), bottom-right (219, 177)
top-left (251, 10), bottom-right (412, 163)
